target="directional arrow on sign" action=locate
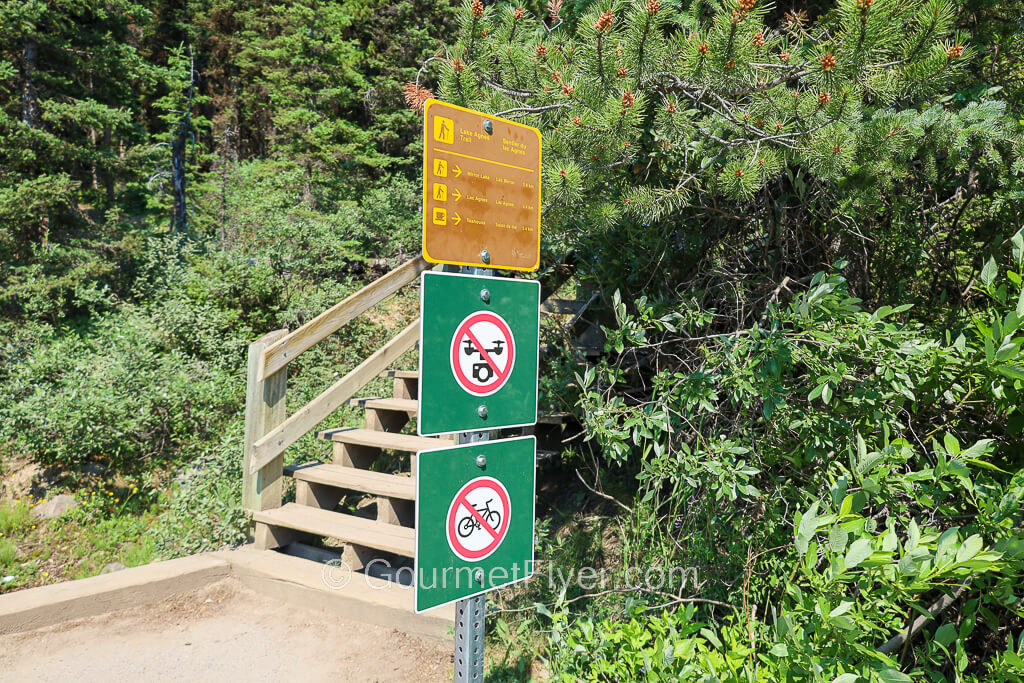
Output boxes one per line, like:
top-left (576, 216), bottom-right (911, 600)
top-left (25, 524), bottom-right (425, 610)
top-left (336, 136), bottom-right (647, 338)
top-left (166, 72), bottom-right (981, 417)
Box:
top-left (452, 213), bottom-right (462, 226)
top-left (453, 189), bottom-right (462, 202)
top-left (453, 164), bottom-right (463, 178)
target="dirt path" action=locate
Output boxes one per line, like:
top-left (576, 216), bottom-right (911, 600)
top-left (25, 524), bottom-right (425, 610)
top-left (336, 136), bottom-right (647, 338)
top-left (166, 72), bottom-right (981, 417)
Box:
top-left (0, 579), bottom-right (451, 682)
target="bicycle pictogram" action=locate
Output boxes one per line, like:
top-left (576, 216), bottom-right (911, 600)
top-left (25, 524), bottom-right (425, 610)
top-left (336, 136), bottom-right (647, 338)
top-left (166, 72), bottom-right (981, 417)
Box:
top-left (456, 498), bottom-right (502, 538)
top-left (445, 476), bottom-right (511, 561)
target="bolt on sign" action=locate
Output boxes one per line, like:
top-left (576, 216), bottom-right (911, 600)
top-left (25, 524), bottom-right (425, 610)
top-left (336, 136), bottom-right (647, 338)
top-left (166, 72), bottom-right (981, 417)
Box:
top-left (422, 99), bottom-right (542, 272)
top-left (415, 436), bottom-right (536, 613)
top-left (418, 271), bottom-right (539, 435)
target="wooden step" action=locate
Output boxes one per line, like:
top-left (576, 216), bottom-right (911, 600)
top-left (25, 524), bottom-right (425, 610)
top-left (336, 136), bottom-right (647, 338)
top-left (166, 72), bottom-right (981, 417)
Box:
top-left (287, 463), bottom-right (415, 500)
top-left (347, 397), bottom-right (418, 415)
top-left (542, 298), bottom-right (588, 315)
top-left (385, 370), bottom-right (418, 379)
top-left (253, 504), bottom-right (414, 557)
top-left (316, 427), bottom-right (452, 452)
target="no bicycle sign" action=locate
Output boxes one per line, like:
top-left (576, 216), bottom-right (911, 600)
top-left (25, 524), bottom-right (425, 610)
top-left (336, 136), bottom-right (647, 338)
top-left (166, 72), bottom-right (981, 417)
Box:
top-left (418, 271), bottom-right (539, 435)
top-left (447, 476), bottom-right (511, 561)
top-left (415, 436), bottom-right (535, 613)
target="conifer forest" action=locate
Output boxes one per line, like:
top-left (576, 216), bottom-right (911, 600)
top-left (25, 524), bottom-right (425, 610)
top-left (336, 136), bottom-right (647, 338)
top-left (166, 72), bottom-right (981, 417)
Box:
top-left (2, 0), bottom-right (1024, 679)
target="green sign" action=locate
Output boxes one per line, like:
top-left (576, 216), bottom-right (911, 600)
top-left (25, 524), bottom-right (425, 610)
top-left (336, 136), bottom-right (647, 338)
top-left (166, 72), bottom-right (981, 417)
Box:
top-left (418, 271), bottom-right (539, 435)
top-left (415, 436), bottom-right (536, 613)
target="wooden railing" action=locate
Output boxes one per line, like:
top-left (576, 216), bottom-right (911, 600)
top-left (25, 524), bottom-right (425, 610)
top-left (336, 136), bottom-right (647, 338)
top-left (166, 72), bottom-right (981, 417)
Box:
top-left (241, 256), bottom-right (432, 512)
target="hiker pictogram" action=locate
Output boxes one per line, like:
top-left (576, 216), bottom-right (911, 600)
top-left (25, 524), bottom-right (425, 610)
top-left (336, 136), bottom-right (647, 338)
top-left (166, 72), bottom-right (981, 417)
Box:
top-left (445, 476), bottom-right (511, 561)
top-left (450, 311), bottom-right (515, 397)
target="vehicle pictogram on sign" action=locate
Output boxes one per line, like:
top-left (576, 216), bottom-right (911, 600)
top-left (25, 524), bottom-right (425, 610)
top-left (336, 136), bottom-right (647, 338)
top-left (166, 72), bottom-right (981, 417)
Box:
top-left (446, 476), bottom-right (511, 561)
top-left (450, 311), bottom-right (515, 397)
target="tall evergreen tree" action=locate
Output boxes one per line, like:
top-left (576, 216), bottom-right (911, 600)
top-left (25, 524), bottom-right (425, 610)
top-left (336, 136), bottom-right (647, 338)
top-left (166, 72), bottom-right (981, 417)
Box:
top-left (0, 0), bottom-right (163, 260)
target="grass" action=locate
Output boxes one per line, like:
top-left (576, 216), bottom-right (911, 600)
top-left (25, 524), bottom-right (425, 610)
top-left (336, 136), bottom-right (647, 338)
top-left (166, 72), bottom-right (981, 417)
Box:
top-left (0, 499), bottom-right (31, 536)
top-left (0, 486), bottom-right (166, 592)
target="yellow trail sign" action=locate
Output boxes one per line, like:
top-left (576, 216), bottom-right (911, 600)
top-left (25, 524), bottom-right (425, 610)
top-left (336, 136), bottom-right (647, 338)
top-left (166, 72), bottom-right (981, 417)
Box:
top-left (422, 100), bottom-right (542, 272)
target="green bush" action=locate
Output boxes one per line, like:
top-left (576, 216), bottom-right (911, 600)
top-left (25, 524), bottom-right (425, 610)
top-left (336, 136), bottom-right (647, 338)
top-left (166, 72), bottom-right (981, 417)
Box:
top-left (0, 308), bottom-right (239, 476)
top-left (147, 426), bottom-right (250, 557)
top-left (544, 236), bottom-right (1024, 679)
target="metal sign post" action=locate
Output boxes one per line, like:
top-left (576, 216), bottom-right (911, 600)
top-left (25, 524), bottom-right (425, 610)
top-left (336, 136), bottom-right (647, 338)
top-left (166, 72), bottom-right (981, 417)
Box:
top-left (456, 265), bottom-right (491, 683)
top-left (454, 429), bottom-right (488, 683)
top-left (418, 101), bottom-right (543, 682)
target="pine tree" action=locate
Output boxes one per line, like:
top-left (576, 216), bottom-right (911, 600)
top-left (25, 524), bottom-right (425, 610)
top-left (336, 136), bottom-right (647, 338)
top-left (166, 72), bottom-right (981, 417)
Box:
top-left (424, 0), bottom-right (1021, 245)
top-left (0, 0), bottom-right (163, 259)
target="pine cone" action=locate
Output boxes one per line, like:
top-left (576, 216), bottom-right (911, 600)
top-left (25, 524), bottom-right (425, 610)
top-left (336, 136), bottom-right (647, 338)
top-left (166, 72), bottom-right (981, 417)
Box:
top-left (514, 6), bottom-right (525, 20)
top-left (947, 44), bottom-right (963, 59)
top-left (698, 42), bottom-right (709, 55)
top-left (617, 66), bottom-right (628, 78)
top-left (481, 29), bottom-right (488, 37)
top-left (855, 0), bottom-right (873, 8)
top-left (779, 50), bottom-right (790, 62)
top-left (472, 0), bottom-right (484, 18)
top-left (817, 91), bottom-right (830, 105)
top-left (725, 59), bottom-right (735, 69)
top-left (551, 70), bottom-right (562, 83)
top-left (646, 0), bottom-right (660, 14)
top-left (667, 101), bottom-right (677, 113)
top-left (821, 53), bottom-right (836, 71)
top-left (753, 31), bottom-right (765, 48)
top-left (536, 44), bottom-right (548, 59)
top-left (562, 83), bottom-right (574, 95)
top-left (832, 144), bottom-right (842, 154)
top-left (622, 91), bottom-right (635, 107)
top-left (783, 9), bottom-right (808, 31)
top-left (451, 58), bottom-right (465, 73)
top-left (735, 168), bottom-right (744, 177)
top-left (594, 9), bottom-right (614, 33)
top-left (548, 0), bottom-right (562, 22)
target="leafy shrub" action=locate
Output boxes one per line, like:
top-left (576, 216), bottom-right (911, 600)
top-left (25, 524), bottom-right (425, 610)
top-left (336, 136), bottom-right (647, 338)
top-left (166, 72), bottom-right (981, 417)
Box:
top-left (0, 308), bottom-right (238, 475)
top-left (147, 426), bottom-right (250, 557)
top-left (546, 236), bottom-right (1024, 679)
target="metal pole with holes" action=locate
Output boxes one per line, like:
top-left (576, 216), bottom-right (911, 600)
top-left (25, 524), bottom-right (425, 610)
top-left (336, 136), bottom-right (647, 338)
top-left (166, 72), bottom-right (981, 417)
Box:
top-left (452, 262), bottom-right (493, 682)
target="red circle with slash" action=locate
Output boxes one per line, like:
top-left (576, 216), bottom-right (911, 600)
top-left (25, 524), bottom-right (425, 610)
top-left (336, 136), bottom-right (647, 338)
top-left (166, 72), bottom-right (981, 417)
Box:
top-left (446, 476), bottom-right (512, 561)
top-left (450, 311), bottom-right (516, 397)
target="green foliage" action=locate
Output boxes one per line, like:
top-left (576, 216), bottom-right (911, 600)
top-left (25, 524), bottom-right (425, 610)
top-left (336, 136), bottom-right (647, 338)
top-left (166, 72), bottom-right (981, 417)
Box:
top-left (147, 426), bottom-right (250, 556)
top-left (543, 234), bottom-right (1024, 679)
top-left (0, 308), bottom-right (239, 475)
top-left (433, 0), bottom-right (1020, 241)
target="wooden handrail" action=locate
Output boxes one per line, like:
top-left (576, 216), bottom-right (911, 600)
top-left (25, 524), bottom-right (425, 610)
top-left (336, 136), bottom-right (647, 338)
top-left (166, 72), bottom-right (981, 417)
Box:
top-left (258, 256), bottom-right (430, 381)
top-left (249, 319), bottom-right (420, 473)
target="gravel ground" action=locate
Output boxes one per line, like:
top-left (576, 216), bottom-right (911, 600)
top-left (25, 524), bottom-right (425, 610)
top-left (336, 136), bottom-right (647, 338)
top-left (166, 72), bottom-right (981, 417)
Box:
top-left (0, 579), bottom-right (451, 682)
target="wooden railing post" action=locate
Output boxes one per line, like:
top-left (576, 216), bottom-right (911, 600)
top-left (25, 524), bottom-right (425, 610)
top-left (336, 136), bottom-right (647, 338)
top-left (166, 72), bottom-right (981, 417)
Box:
top-left (242, 329), bottom-right (289, 512)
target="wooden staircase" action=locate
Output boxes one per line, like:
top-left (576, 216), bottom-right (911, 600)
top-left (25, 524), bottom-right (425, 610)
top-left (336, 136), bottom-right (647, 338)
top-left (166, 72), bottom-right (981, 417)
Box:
top-left (238, 254), bottom-right (588, 630)
top-left (252, 369), bottom-right (452, 572)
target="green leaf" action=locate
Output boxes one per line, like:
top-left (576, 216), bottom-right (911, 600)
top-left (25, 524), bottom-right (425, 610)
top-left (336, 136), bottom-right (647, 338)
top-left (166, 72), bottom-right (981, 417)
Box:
top-left (981, 256), bottom-right (998, 287)
top-left (822, 382), bottom-right (833, 404)
top-left (907, 518), bottom-right (920, 551)
top-left (829, 525), bottom-right (849, 552)
top-left (795, 502), bottom-right (820, 556)
top-left (956, 534), bottom-right (983, 563)
top-left (845, 538), bottom-right (872, 570)
top-left (830, 600), bottom-right (854, 617)
top-left (934, 623), bottom-right (958, 647)
top-left (878, 669), bottom-right (913, 683)
top-left (769, 642), bottom-right (789, 656)
top-left (996, 364), bottom-right (1024, 381)
top-left (831, 675), bottom-right (860, 683)
top-left (839, 494), bottom-right (853, 517)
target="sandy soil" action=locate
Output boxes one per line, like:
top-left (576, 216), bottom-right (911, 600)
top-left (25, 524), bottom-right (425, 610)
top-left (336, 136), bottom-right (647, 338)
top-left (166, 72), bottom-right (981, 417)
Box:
top-left (0, 579), bottom-right (451, 682)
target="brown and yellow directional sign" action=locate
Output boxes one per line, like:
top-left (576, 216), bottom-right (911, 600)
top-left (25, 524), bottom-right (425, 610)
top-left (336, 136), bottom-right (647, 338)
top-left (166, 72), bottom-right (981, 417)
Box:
top-left (422, 99), bottom-right (541, 272)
